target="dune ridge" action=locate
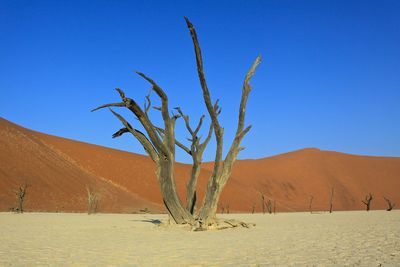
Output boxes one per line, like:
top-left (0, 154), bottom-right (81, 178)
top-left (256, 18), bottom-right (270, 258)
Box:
top-left (1, 117), bottom-right (399, 213)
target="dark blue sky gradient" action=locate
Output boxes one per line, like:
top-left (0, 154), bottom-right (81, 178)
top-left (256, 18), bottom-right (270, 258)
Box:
top-left (1, 0), bottom-right (399, 162)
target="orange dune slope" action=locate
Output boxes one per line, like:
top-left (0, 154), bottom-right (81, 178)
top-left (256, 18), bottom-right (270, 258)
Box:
top-left (1, 117), bottom-right (399, 213)
top-left (222, 148), bottom-right (400, 212)
top-left (0, 117), bottom-right (162, 212)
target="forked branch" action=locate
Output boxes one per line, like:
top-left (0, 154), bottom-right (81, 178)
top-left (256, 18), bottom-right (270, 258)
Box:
top-left (109, 108), bottom-right (159, 162)
top-left (92, 88), bottom-right (167, 157)
top-left (361, 193), bottom-right (373, 211)
top-left (175, 107), bottom-right (214, 214)
top-left (135, 72), bottom-right (176, 153)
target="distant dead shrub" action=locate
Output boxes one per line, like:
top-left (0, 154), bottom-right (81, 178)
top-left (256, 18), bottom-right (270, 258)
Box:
top-left (383, 196), bottom-right (395, 211)
top-left (329, 188), bottom-right (334, 213)
top-left (11, 183), bottom-right (30, 213)
top-left (86, 186), bottom-right (100, 214)
top-left (361, 193), bottom-right (373, 211)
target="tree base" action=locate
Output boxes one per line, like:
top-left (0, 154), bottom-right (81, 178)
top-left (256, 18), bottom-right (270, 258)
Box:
top-left (195, 218), bottom-right (256, 231)
top-left (157, 217), bottom-right (256, 231)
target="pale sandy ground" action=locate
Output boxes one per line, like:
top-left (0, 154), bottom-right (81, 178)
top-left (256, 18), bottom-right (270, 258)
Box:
top-left (0, 211), bottom-right (399, 266)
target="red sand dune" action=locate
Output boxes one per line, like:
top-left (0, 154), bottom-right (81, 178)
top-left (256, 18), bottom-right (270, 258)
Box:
top-left (1, 117), bottom-right (399, 213)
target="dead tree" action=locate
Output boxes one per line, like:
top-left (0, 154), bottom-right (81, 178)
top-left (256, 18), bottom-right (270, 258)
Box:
top-left (361, 193), bottom-right (373, 211)
top-left (273, 200), bottom-right (276, 214)
top-left (309, 195), bottom-right (314, 213)
top-left (86, 186), bottom-right (99, 214)
top-left (13, 184), bottom-right (30, 213)
top-left (383, 196), bottom-right (395, 211)
top-left (260, 193), bottom-right (273, 214)
top-left (329, 188), bottom-right (334, 213)
top-left (219, 203), bottom-right (225, 214)
top-left (225, 204), bottom-right (230, 214)
top-left (218, 203), bottom-right (230, 214)
top-left (93, 17), bottom-right (260, 229)
top-left (260, 193), bottom-right (266, 214)
top-left (251, 202), bottom-right (255, 214)
top-left (266, 199), bottom-right (273, 214)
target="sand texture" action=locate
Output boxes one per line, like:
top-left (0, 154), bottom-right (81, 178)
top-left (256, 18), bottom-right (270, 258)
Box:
top-left (1, 211), bottom-right (399, 266)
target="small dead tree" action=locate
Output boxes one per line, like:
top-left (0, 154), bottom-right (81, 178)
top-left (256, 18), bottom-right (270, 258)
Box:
top-left (266, 199), bottom-right (273, 214)
top-left (383, 196), bottom-right (395, 211)
top-left (251, 202), bottom-right (255, 214)
top-left (218, 203), bottom-right (230, 214)
top-left (329, 187), bottom-right (334, 213)
top-left (260, 193), bottom-right (266, 214)
top-left (219, 203), bottom-right (225, 214)
top-left (361, 193), bottom-right (373, 211)
top-left (260, 192), bottom-right (273, 214)
top-left (86, 186), bottom-right (99, 214)
top-left (12, 184), bottom-right (30, 213)
top-left (309, 195), bottom-right (314, 213)
top-left (273, 200), bottom-right (276, 214)
top-left (93, 17), bottom-right (261, 229)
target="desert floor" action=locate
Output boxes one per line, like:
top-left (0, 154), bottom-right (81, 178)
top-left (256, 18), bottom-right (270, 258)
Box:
top-left (0, 211), bottom-right (399, 266)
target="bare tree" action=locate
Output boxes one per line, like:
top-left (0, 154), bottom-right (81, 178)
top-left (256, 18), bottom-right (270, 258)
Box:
top-left (86, 186), bottom-right (99, 214)
top-left (266, 199), bottom-right (273, 214)
top-left (383, 196), bottom-right (395, 211)
top-left (12, 183), bottom-right (30, 213)
top-left (309, 195), bottom-right (314, 214)
top-left (219, 203), bottom-right (225, 214)
top-left (93, 17), bottom-right (260, 229)
top-left (273, 200), bottom-right (276, 214)
top-left (361, 193), bottom-right (373, 211)
top-left (259, 192), bottom-right (273, 214)
top-left (251, 202), bottom-right (255, 214)
top-left (218, 203), bottom-right (230, 214)
top-left (260, 193), bottom-right (266, 214)
top-left (225, 204), bottom-right (230, 214)
top-left (329, 187), bottom-right (334, 213)
top-left (139, 207), bottom-right (150, 213)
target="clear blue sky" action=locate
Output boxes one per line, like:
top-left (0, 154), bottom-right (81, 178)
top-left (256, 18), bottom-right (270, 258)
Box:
top-left (1, 0), bottom-right (399, 162)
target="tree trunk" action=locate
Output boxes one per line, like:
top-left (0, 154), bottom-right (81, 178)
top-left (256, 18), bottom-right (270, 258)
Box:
top-left (186, 159), bottom-right (201, 214)
top-left (18, 196), bottom-right (24, 213)
top-left (309, 195), bottom-right (314, 213)
top-left (196, 178), bottom-right (222, 225)
top-left (157, 158), bottom-right (192, 224)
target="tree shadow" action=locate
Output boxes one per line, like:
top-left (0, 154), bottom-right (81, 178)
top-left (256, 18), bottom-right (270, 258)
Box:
top-left (130, 219), bottom-right (163, 225)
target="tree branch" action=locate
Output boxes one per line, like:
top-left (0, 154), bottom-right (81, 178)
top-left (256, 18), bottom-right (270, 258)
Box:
top-left (109, 108), bottom-right (159, 162)
top-left (91, 102), bottom-right (125, 112)
top-left (222, 56), bottom-right (261, 179)
top-left (113, 88), bottom-right (167, 156)
top-left (185, 16), bottom-right (224, 179)
top-left (193, 115), bottom-right (205, 136)
top-left (154, 126), bottom-right (191, 155)
top-left (135, 71), bottom-right (175, 154)
top-left (175, 107), bottom-right (194, 136)
top-left (112, 127), bottom-right (130, 138)
top-left (144, 93), bottom-right (152, 116)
